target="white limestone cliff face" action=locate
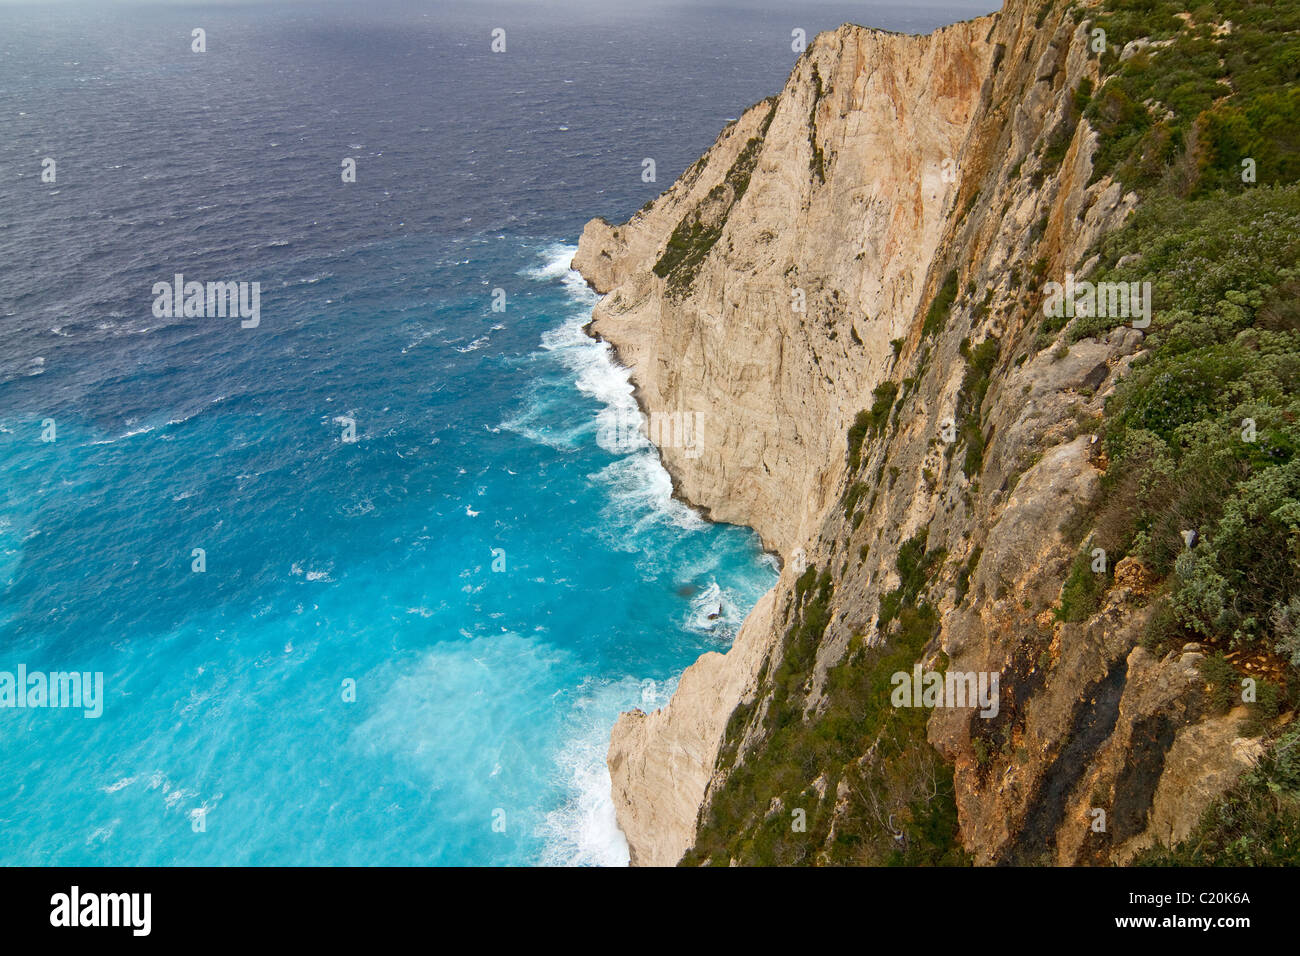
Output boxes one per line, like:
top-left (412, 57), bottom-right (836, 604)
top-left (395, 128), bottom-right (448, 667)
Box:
top-left (574, 17), bottom-right (996, 557)
top-left (576, 0), bottom-right (1263, 866)
top-left (606, 590), bottom-right (777, 867)
top-left (576, 14), bottom-right (997, 866)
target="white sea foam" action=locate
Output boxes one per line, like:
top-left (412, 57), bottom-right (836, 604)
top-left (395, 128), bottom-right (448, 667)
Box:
top-left (538, 675), bottom-right (675, 867)
top-left (524, 242), bottom-right (598, 305)
top-left (291, 563), bottom-right (334, 582)
top-left (85, 821), bottom-right (118, 847)
top-left (526, 244), bottom-right (703, 537)
top-left (684, 579), bottom-right (744, 638)
top-left (499, 406), bottom-right (584, 451)
top-left (101, 775), bottom-right (139, 794)
top-left (592, 453), bottom-right (705, 537)
top-left (521, 244), bottom-right (724, 865)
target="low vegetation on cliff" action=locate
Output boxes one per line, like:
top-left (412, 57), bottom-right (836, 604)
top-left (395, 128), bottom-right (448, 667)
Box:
top-left (681, 0), bottom-right (1298, 866)
top-left (682, 548), bottom-right (968, 866)
top-left (1082, 0), bottom-right (1300, 196)
top-left (653, 99), bottom-right (777, 296)
top-left (1054, 0), bottom-right (1300, 857)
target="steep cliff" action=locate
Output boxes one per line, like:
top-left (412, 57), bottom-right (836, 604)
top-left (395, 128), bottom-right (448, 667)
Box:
top-left (576, 0), bottom-right (1299, 866)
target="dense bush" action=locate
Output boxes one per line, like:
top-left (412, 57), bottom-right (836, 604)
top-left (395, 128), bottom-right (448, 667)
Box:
top-left (1086, 0), bottom-right (1300, 196)
top-left (922, 270), bottom-right (959, 338)
top-left (847, 381), bottom-right (899, 472)
top-left (955, 337), bottom-right (1000, 477)
top-left (1062, 185), bottom-right (1300, 658)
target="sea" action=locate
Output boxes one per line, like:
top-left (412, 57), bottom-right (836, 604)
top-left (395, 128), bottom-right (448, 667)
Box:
top-left (0, 0), bottom-right (993, 865)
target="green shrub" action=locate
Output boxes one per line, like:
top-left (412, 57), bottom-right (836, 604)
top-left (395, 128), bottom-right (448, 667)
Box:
top-left (954, 337), bottom-right (999, 478)
top-left (843, 481), bottom-right (868, 520)
top-left (652, 99), bottom-right (777, 294)
top-left (868, 382), bottom-right (899, 437)
top-left (847, 381), bottom-right (899, 472)
top-left (1053, 181), bottom-right (1300, 659)
top-left (1085, 0), bottom-right (1300, 196)
top-left (846, 410), bottom-right (871, 472)
top-left (922, 270), bottom-right (959, 339)
top-left (1057, 543), bottom-right (1112, 622)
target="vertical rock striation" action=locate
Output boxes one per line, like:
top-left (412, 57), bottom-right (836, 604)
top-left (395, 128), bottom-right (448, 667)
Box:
top-left (576, 15), bottom-right (998, 866)
top-left (575, 18), bottom-right (995, 558)
top-left (575, 0), bottom-right (1266, 866)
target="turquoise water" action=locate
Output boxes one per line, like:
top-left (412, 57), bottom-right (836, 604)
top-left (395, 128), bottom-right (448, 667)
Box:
top-left (0, 0), bottom-right (986, 865)
top-left (0, 236), bottom-right (777, 865)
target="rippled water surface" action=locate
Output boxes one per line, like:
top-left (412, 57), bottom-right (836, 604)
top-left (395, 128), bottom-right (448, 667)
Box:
top-left (0, 0), bottom-right (989, 864)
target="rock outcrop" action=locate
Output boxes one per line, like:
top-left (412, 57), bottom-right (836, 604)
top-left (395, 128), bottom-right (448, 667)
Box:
top-left (606, 590), bottom-right (777, 867)
top-left (575, 0), bottom-right (1267, 866)
top-left (574, 17), bottom-right (995, 557)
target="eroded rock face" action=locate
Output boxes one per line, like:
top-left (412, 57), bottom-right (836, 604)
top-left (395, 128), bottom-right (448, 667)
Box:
top-left (607, 590), bottom-right (777, 867)
top-left (1115, 707), bottom-right (1265, 862)
top-left (579, 15), bottom-right (999, 866)
top-left (579, 0), bottom-right (1262, 867)
top-left (575, 18), bottom-right (997, 558)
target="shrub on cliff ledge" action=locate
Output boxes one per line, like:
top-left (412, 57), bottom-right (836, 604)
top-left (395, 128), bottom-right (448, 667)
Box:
top-left (954, 337), bottom-right (999, 478)
top-left (1086, 0), bottom-right (1300, 195)
top-left (1069, 186), bottom-right (1300, 656)
top-left (922, 270), bottom-right (959, 339)
top-left (846, 381), bottom-right (899, 472)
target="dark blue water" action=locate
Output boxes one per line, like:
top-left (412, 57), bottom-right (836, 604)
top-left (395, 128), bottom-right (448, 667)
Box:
top-left (0, 0), bottom-right (992, 865)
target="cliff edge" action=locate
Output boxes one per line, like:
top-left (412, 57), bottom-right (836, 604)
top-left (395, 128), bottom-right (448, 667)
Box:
top-left (575, 0), bottom-right (1297, 866)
